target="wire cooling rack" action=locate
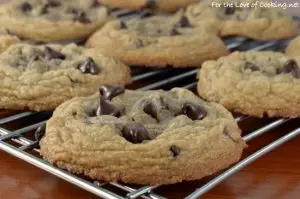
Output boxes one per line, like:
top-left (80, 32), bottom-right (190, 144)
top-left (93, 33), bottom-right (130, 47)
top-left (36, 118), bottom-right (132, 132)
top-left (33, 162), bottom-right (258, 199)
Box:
top-left (0, 9), bottom-right (300, 199)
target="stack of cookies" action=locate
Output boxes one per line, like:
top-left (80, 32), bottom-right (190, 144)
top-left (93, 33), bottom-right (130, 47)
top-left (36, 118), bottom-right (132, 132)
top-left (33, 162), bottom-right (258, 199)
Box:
top-left (0, 0), bottom-right (298, 186)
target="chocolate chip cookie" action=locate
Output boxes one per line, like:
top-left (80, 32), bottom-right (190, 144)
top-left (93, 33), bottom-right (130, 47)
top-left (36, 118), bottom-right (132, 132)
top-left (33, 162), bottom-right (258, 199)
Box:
top-left (185, 0), bottom-right (297, 40)
top-left (40, 86), bottom-right (246, 185)
top-left (98, 0), bottom-right (196, 12)
top-left (286, 36), bottom-right (300, 57)
top-left (85, 14), bottom-right (228, 68)
top-left (0, 27), bottom-right (20, 54)
top-left (198, 51), bottom-right (300, 118)
top-left (0, 44), bottom-right (131, 111)
top-left (0, 0), bottom-right (108, 42)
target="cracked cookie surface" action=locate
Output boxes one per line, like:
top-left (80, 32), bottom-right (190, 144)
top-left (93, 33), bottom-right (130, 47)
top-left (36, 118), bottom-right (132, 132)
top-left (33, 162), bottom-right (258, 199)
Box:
top-left (98, 0), bottom-right (197, 12)
top-left (0, 44), bottom-right (131, 111)
top-left (40, 86), bottom-right (245, 185)
top-left (0, 27), bottom-right (20, 53)
top-left (286, 36), bottom-right (300, 57)
top-left (197, 51), bottom-right (300, 118)
top-left (85, 14), bottom-right (228, 68)
top-left (185, 0), bottom-right (297, 40)
top-left (0, 0), bottom-right (108, 41)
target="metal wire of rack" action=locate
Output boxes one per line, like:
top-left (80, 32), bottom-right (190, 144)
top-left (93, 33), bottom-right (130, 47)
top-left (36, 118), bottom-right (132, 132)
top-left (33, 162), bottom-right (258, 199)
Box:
top-left (0, 9), bottom-right (299, 199)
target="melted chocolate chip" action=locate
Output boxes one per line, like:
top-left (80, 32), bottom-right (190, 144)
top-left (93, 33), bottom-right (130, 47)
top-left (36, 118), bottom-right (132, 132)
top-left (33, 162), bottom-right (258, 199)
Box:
top-left (96, 96), bottom-right (120, 117)
top-left (121, 123), bottom-right (151, 144)
top-left (21, 2), bottom-right (32, 13)
top-left (78, 57), bottom-right (100, 75)
top-left (76, 12), bottom-right (91, 24)
top-left (35, 124), bottom-right (46, 141)
top-left (180, 103), bottom-right (207, 120)
top-left (141, 0), bottom-right (157, 9)
top-left (134, 39), bottom-right (144, 48)
top-left (143, 102), bottom-right (158, 121)
top-left (171, 28), bottom-right (180, 36)
top-left (177, 16), bottom-right (191, 28)
top-left (100, 85), bottom-right (125, 100)
top-left (224, 7), bottom-right (235, 15)
top-left (91, 0), bottom-right (101, 8)
top-left (48, 1), bottom-right (61, 7)
top-left (280, 59), bottom-right (300, 78)
top-left (40, 4), bottom-right (49, 14)
top-left (44, 46), bottom-right (66, 60)
top-left (120, 21), bottom-right (127, 29)
top-left (244, 62), bottom-right (260, 71)
top-left (170, 145), bottom-right (180, 157)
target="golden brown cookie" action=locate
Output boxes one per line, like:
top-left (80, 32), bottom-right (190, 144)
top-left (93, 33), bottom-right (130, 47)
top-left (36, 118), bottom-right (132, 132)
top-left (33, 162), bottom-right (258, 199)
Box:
top-left (85, 14), bottom-right (228, 68)
top-left (0, 44), bottom-right (131, 111)
top-left (286, 36), bottom-right (300, 57)
top-left (0, 27), bottom-right (20, 54)
top-left (0, 0), bottom-right (108, 41)
top-left (40, 86), bottom-right (246, 185)
top-left (198, 51), bottom-right (300, 118)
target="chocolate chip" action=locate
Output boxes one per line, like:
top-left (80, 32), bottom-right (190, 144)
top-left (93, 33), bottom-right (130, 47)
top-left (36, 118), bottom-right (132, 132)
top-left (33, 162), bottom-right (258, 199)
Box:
top-left (141, 0), bottom-right (157, 9)
top-left (134, 39), bottom-right (144, 48)
top-left (48, 1), bottom-right (61, 7)
top-left (44, 46), bottom-right (66, 60)
top-left (177, 16), bottom-right (191, 28)
top-left (280, 59), bottom-right (300, 78)
top-left (244, 62), bottom-right (260, 71)
top-left (120, 21), bottom-right (127, 29)
top-left (170, 145), bottom-right (180, 157)
top-left (121, 123), bottom-right (151, 144)
top-left (35, 124), bottom-right (46, 141)
top-left (40, 4), bottom-right (49, 14)
top-left (91, 0), bottom-right (101, 8)
top-left (171, 28), bottom-right (180, 36)
top-left (143, 102), bottom-right (158, 121)
top-left (180, 103), bottom-right (207, 120)
top-left (78, 57), bottom-right (100, 75)
top-left (76, 12), bottom-right (91, 24)
top-left (20, 2), bottom-right (32, 13)
top-left (100, 85), bottom-right (125, 100)
top-left (224, 7), bottom-right (235, 15)
top-left (96, 96), bottom-right (120, 117)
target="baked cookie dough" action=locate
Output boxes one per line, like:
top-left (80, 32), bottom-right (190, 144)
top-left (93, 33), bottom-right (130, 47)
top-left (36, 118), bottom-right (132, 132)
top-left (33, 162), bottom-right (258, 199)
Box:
top-left (98, 0), bottom-right (197, 12)
top-left (0, 44), bottom-right (131, 111)
top-left (185, 0), bottom-right (297, 40)
top-left (286, 36), bottom-right (300, 57)
top-left (85, 14), bottom-right (228, 67)
top-left (0, 27), bottom-right (20, 54)
top-left (40, 86), bottom-right (246, 185)
top-left (0, 0), bottom-right (108, 41)
top-left (197, 51), bottom-right (300, 118)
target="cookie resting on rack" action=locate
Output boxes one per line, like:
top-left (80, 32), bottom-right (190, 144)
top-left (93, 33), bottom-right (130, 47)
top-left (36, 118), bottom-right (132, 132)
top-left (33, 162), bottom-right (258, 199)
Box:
top-left (97, 0), bottom-right (197, 12)
top-left (197, 51), bottom-right (300, 118)
top-left (40, 86), bottom-right (246, 185)
top-left (85, 14), bottom-right (229, 68)
top-left (185, 0), bottom-right (297, 40)
top-left (0, 44), bottom-right (131, 111)
top-left (0, 0), bottom-right (108, 42)
top-left (286, 36), bottom-right (300, 57)
top-left (0, 27), bottom-right (20, 54)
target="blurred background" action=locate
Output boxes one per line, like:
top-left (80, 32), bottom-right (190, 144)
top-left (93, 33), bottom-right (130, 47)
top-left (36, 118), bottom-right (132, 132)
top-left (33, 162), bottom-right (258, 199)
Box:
top-left (0, 0), bottom-right (298, 16)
